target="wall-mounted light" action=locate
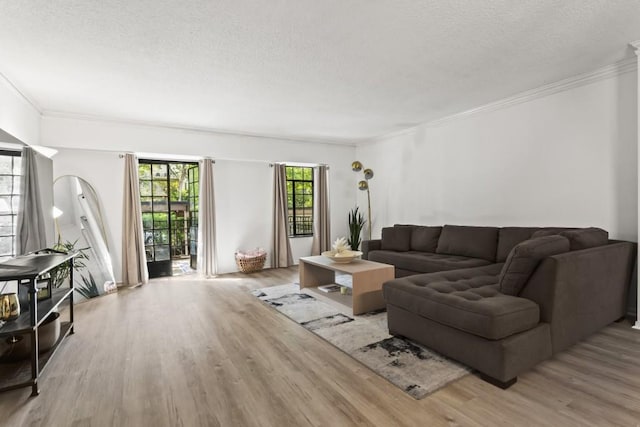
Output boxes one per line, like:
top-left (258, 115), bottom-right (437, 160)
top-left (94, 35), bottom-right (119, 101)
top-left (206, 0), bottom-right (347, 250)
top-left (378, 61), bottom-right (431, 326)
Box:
top-left (52, 206), bottom-right (64, 219)
top-left (53, 206), bottom-right (64, 243)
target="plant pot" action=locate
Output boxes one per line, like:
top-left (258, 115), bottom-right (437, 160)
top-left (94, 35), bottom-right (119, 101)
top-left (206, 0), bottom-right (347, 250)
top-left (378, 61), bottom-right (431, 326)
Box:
top-left (0, 312), bottom-right (61, 363)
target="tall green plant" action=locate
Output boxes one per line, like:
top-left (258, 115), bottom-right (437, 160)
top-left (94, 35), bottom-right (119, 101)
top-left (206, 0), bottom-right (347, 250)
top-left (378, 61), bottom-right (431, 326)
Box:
top-left (347, 207), bottom-right (366, 250)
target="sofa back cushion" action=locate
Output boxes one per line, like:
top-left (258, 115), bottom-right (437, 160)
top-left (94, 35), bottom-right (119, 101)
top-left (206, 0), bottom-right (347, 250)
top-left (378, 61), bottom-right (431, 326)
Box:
top-left (499, 235), bottom-right (571, 296)
top-left (381, 226), bottom-right (412, 251)
top-left (496, 227), bottom-right (541, 262)
top-left (532, 227), bottom-right (608, 251)
top-left (410, 226), bottom-right (442, 252)
top-left (435, 225), bottom-right (499, 261)
top-left (531, 228), bottom-right (575, 238)
top-left (559, 228), bottom-right (609, 250)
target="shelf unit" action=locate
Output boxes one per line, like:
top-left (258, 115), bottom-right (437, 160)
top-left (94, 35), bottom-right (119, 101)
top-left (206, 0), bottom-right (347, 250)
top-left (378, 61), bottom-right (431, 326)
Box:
top-left (0, 252), bottom-right (77, 396)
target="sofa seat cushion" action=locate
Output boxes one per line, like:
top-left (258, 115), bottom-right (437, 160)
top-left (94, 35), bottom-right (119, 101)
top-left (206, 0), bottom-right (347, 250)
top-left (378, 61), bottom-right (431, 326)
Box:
top-left (368, 250), bottom-right (492, 274)
top-left (383, 270), bottom-right (540, 340)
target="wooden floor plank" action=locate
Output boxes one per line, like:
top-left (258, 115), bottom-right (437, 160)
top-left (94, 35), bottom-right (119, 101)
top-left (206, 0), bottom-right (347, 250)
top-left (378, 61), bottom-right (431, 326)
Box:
top-left (0, 266), bottom-right (639, 426)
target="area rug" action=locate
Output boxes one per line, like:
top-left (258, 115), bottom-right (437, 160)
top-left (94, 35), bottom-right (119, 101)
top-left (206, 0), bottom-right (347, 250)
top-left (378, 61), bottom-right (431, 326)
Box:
top-left (251, 283), bottom-right (471, 399)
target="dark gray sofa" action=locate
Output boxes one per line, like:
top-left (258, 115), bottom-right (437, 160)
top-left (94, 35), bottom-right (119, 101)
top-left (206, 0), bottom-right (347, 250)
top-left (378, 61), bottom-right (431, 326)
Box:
top-left (362, 225), bottom-right (635, 388)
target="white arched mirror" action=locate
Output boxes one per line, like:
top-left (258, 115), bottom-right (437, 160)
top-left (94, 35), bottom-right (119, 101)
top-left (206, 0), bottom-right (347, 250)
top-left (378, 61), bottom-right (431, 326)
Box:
top-left (53, 175), bottom-right (117, 300)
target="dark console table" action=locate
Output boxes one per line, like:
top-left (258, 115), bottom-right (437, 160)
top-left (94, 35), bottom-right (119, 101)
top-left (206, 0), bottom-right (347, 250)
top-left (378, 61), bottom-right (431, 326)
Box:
top-left (0, 252), bottom-right (77, 396)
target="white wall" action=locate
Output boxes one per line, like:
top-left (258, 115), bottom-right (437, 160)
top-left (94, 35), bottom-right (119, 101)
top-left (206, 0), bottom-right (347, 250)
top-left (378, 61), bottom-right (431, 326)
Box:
top-left (0, 75), bottom-right (40, 146)
top-left (214, 159), bottom-right (273, 272)
top-left (356, 69), bottom-right (638, 242)
top-left (45, 115), bottom-right (355, 279)
top-left (52, 149), bottom-right (123, 276)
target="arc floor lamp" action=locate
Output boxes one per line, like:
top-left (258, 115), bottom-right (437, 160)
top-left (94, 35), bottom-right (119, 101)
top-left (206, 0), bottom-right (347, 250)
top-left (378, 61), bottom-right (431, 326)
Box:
top-left (351, 161), bottom-right (374, 240)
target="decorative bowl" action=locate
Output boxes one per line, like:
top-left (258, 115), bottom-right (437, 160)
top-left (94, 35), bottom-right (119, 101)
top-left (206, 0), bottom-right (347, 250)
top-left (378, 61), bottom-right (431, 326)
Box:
top-left (321, 250), bottom-right (363, 264)
top-left (0, 312), bottom-right (60, 363)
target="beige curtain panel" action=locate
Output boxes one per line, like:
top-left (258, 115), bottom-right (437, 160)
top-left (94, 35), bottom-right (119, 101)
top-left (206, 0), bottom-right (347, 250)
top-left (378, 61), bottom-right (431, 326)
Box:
top-left (272, 163), bottom-right (293, 268)
top-left (121, 153), bottom-right (149, 286)
top-left (16, 147), bottom-right (48, 254)
top-left (197, 158), bottom-right (217, 277)
top-left (311, 165), bottom-right (330, 255)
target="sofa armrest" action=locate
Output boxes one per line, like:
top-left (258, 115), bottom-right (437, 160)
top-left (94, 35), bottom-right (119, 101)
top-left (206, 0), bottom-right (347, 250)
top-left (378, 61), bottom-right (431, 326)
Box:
top-left (362, 239), bottom-right (382, 260)
top-left (520, 242), bottom-right (636, 353)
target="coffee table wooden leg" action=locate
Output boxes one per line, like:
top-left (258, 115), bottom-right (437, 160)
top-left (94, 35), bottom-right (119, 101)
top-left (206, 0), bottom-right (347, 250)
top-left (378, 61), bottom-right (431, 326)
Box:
top-left (299, 260), bottom-right (335, 289)
top-left (351, 268), bottom-right (395, 315)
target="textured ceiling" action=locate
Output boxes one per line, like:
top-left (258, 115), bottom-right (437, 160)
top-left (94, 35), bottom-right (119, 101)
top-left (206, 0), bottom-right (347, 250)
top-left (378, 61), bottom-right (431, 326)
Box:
top-left (0, 0), bottom-right (639, 143)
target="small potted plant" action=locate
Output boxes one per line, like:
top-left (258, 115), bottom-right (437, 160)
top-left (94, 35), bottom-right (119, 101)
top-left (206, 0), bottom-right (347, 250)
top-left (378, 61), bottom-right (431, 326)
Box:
top-left (47, 239), bottom-right (89, 288)
top-left (348, 207), bottom-right (366, 251)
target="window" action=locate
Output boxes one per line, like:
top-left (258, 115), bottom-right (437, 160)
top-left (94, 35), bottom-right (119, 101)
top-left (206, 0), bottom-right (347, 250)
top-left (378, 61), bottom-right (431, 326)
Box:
top-left (286, 166), bottom-right (314, 236)
top-left (0, 151), bottom-right (21, 260)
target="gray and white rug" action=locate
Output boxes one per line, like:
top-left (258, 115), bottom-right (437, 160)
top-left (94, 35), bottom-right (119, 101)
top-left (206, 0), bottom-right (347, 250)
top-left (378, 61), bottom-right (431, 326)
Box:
top-left (251, 283), bottom-right (471, 399)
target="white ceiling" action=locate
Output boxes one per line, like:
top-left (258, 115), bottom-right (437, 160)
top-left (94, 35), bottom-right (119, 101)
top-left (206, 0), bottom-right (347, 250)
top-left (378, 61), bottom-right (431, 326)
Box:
top-left (0, 0), bottom-right (639, 143)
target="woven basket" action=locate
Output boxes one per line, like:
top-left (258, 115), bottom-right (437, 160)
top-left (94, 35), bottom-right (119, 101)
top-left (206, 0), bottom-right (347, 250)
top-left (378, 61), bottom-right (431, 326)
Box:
top-left (235, 252), bottom-right (267, 273)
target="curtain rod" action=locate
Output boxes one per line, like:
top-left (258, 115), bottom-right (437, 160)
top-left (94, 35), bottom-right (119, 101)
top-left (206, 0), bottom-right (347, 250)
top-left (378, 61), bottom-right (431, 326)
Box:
top-left (117, 153), bottom-right (328, 169)
top-left (269, 162), bottom-right (330, 169)
top-left (118, 153), bottom-right (209, 162)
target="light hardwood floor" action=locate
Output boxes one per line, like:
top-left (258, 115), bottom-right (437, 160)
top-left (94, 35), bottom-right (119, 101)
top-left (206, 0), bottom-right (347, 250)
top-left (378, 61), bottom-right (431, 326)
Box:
top-left (1, 266), bottom-right (639, 426)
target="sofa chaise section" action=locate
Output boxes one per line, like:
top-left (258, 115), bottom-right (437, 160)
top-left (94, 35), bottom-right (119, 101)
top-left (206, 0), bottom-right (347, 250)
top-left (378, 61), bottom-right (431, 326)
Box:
top-left (520, 241), bottom-right (635, 353)
top-left (368, 224), bottom-right (635, 388)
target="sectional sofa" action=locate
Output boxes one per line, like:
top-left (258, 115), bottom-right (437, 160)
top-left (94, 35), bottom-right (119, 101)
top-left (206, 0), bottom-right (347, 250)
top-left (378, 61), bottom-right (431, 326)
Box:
top-left (362, 225), bottom-right (635, 388)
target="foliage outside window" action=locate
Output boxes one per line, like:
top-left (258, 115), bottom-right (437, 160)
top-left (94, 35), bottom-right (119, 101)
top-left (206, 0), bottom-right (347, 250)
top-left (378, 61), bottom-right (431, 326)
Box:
top-left (0, 151), bottom-right (21, 260)
top-left (138, 161), bottom-right (198, 262)
top-left (286, 166), bottom-right (313, 237)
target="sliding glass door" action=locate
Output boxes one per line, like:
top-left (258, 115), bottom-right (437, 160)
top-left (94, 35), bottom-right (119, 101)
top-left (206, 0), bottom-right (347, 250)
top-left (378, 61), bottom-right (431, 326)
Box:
top-left (139, 162), bottom-right (171, 278)
top-left (187, 165), bottom-right (199, 269)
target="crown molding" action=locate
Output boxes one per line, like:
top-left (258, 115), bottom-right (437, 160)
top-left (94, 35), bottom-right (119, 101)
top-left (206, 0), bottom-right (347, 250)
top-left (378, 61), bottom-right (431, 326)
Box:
top-left (42, 110), bottom-right (357, 148)
top-left (0, 70), bottom-right (42, 115)
top-left (361, 57), bottom-right (638, 145)
top-left (13, 55), bottom-right (639, 148)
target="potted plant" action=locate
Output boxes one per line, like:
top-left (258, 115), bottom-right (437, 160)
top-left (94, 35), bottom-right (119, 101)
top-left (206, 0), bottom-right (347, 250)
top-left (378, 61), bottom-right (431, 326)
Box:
top-left (77, 273), bottom-right (101, 299)
top-left (47, 239), bottom-right (90, 288)
top-left (347, 207), bottom-right (366, 250)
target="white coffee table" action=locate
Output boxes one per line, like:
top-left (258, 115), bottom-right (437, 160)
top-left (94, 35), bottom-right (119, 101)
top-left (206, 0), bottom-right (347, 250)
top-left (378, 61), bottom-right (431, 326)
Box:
top-left (298, 256), bottom-right (395, 315)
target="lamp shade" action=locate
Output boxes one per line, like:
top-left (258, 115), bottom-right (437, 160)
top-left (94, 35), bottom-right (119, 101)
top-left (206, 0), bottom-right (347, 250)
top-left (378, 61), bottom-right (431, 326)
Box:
top-left (351, 161), bottom-right (363, 172)
top-left (358, 180), bottom-right (368, 191)
top-left (363, 168), bottom-right (374, 180)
